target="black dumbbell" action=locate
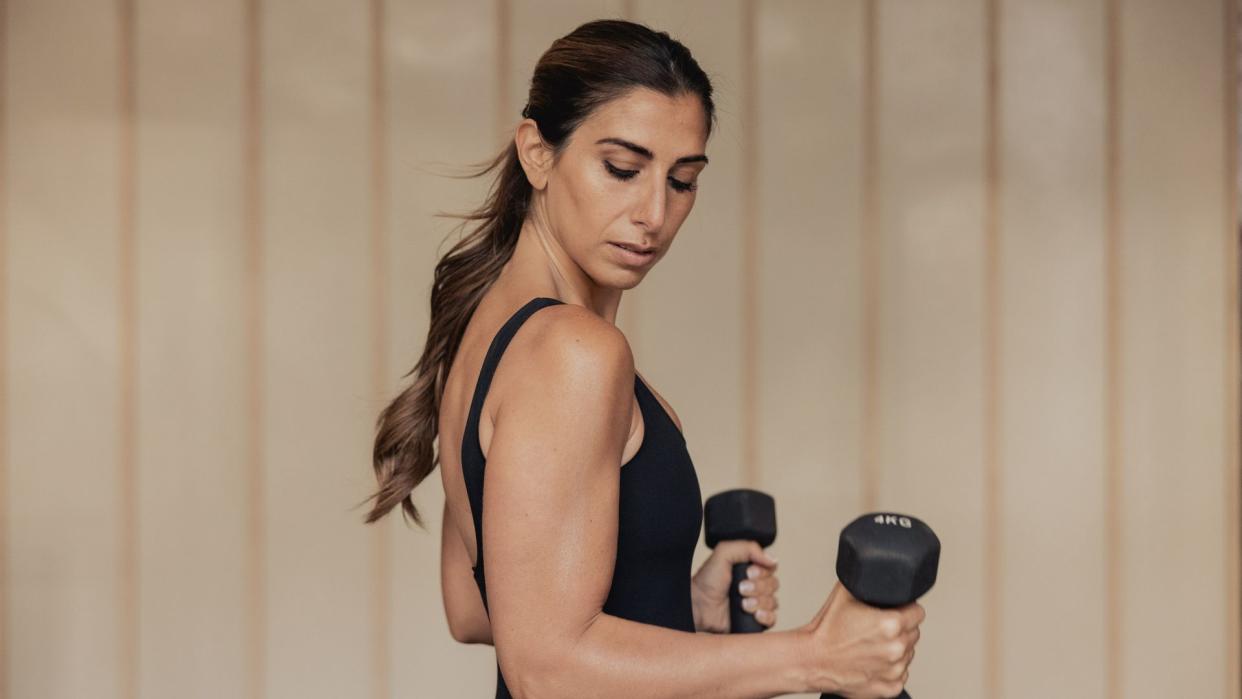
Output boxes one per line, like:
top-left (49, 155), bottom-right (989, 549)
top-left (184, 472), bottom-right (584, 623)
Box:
top-left (703, 489), bottom-right (777, 634)
top-left (822, 513), bottom-right (940, 699)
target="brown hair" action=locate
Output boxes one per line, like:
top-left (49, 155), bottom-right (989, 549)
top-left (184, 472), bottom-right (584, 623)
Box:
top-left (361, 18), bottom-right (717, 528)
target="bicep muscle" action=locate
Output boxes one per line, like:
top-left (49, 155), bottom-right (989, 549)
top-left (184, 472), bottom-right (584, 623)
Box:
top-left (480, 310), bottom-right (635, 680)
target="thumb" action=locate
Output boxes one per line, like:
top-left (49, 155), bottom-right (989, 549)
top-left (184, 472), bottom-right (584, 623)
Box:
top-left (751, 541), bottom-right (779, 567)
top-left (725, 540), bottom-right (777, 567)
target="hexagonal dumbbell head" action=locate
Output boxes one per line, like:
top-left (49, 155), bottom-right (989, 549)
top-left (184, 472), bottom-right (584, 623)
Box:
top-left (704, 489), bottom-right (777, 549)
top-left (836, 512), bottom-right (940, 608)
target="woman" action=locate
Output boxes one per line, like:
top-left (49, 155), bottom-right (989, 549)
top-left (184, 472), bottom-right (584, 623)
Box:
top-left (364, 19), bottom-right (923, 699)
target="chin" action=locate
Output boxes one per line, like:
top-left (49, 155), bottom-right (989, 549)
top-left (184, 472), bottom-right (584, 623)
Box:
top-left (603, 274), bottom-right (642, 292)
top-left (589, 259), bottom-right (648, 290)
top-left (600, 269), bottom-right (646, 291)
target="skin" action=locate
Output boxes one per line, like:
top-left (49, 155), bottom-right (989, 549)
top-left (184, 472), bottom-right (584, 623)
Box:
top-left (435, 87), bottom-right (923, 698)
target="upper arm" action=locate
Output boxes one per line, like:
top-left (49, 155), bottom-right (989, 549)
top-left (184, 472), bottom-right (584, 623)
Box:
top-left (480, 309), bottom-right (635, 687)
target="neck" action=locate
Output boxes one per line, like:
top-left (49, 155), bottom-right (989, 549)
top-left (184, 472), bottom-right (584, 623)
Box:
top-left (494, 217), bottom-right (625, 324)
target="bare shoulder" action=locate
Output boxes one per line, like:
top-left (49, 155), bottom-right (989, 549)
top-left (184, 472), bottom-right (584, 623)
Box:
top-left (532, 302), bottom-right (631, 357)
top-left (496, 302), bottom-right (635, 405)
top-left (483, 301), bottom-right (637, 482)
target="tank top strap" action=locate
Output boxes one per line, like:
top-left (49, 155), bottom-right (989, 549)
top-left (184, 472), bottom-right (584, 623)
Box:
top-left (461, 296), bottom-right (565, 615)
top-left (464, 296), bottom-right (566, 447)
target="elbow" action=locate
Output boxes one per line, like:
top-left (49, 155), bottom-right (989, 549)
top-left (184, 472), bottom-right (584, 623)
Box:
top-left (449, 622), bottom-right (491, 645)
top-left (496, 653), bottom-right (542, 699)
top-left (496, 612), bottom-right (600, 698)
top-left (446, 616), bottom-right (471, 644)
top-left (445, 605), bottom-right (494, 645)
top-left (498, 643), bottom-right (578, 699)
top-left (505, 669), bottom-right (561, 699)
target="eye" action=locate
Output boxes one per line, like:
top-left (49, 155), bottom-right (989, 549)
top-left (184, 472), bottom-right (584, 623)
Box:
top-left (604, 160), bottom-right (638, 180)
top-left (604, 160), bottom-right (698, 194)
top-left (669, 177), bottom-right (697, 193)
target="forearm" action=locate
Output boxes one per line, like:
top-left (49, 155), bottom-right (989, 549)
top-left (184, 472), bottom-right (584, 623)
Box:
top-left (446, 596), bottom-right (495, 645)
top-left (456, 621), bottom-right (494, 645)
top-left (516, 612), bottom-right (813, 699)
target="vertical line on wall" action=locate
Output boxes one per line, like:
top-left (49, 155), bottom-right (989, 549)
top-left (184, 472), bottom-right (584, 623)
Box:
top-left (1224, 1), bottom-right (1241, 697)
top-left (620, 0), bottom-right (638, 349)
top-left (0, 0), bottom-right (9, 694)
top-left (1104, 0), bottom-right (1123, 696)
top-left (621, 0), bottom-right (636, 21)
top-left (982, 0), bottom-right (1003, 696)
top-left (861, 0), bottom-right (880, 513)
top-left (741, 0), bottom-right (758, 488)
top-left (243, 1), bottom-right (266, 697)
top-left (368, 1), bottom-right (392, 697)
top-left (118, 0), bottom-right (139, 696)
top-left (496, 0), bottom-right (511, 147)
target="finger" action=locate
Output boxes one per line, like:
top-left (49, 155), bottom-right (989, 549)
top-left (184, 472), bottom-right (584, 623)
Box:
top-left (759, 547), bottom-right (778, 567)
top-left (742, 594), bottom-right (768, 611)
top-left (898, 637), bottom-right (915, 664)
top-left (740, 575), bottom-right (779, 597)
top-left (738, 577), bottom-right (757, 596)
top-left (753, 608), bottom-right (777, 627)
top-left (896, 628), bottom-right (918, 666)
top-left (747, 541), bottom-right (779, 568)
top-left (900, 601), bottom-right (925, 629)
top-left (745, 603), bottom-right (775, 625)
top-left (743, 593), bottom-right (778, 613)
top-left (903, 626), bottom-right (921, 650)
top-left (720, 541), bottom-right (775, 570)
top-left (745, 563), bottom-right (777, 580)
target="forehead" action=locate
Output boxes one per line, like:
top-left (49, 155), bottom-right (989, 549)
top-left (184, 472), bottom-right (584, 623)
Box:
top-left (575, 87), bottom-right (708, 156)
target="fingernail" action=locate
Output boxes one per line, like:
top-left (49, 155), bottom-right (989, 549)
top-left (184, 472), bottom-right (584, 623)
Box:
top-left (739, 580), bottom-right (755, 594)
top-left (748, 566), bottom-right (761, 579)
top-left (743, 596), bottom-right (758, 610)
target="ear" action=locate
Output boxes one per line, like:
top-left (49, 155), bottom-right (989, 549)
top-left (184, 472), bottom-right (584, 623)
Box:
top-left (515, 118), bottom-right (555, 191)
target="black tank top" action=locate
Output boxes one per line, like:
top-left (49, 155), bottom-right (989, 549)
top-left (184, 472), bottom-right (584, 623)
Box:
top-left (460, 297), bottom-right (704, 698)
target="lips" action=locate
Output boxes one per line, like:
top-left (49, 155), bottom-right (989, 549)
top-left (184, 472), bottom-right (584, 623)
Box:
top-left (609, 241), bottom-right (657, 267)
top-left (610, 241), bottom-right (656, 254)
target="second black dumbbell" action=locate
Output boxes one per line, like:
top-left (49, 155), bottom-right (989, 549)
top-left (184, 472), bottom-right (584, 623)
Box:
top-left (703, 488), bottom-right (777, 634)
top-left (821, 512), bottom-right (940, 699)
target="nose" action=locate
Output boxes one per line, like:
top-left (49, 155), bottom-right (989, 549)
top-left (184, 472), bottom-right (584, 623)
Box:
top-left (632, 174), bottom-right (667, 233)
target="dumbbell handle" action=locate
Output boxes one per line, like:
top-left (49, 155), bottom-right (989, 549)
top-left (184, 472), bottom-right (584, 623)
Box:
top-left (727, 562), bottom-right (765, 633)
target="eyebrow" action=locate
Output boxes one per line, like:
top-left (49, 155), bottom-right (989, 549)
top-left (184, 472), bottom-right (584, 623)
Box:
top-left (595, 137), bottom-right (709, 165)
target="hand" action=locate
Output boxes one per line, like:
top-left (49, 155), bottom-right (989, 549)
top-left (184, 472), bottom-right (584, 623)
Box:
top-left (798, 581), bottom-right (924, 698)
top-left (690, 540), bottom-right (780, 633)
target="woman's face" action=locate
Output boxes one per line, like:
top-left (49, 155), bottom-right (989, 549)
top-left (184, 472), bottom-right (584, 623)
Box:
top-left (527, 87), bottom-right (709, 289)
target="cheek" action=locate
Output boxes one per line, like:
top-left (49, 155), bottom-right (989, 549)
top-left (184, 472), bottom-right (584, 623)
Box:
top-left (667, 196), bottom-right (696, 228)
top-left (559, 175), bottom-right (627, 238)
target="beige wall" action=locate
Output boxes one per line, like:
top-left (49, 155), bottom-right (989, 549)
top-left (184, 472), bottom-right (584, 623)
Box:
top-left (2, 1), bottom-right (1238, 698)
